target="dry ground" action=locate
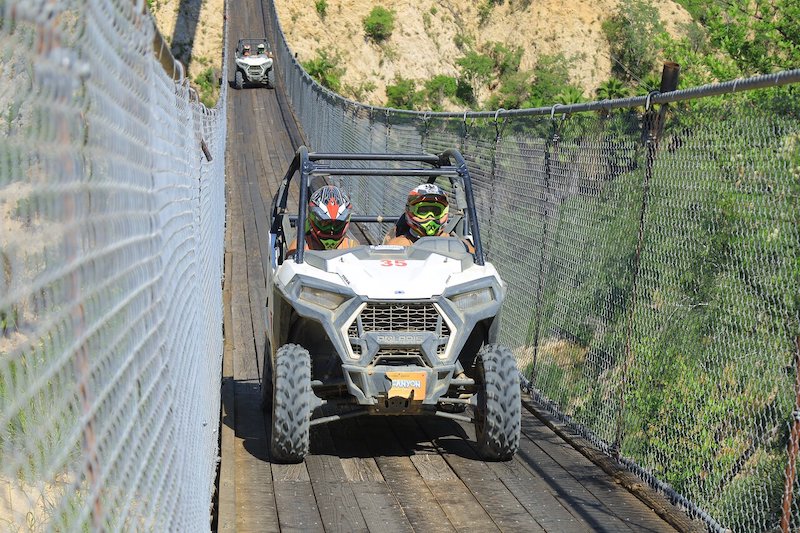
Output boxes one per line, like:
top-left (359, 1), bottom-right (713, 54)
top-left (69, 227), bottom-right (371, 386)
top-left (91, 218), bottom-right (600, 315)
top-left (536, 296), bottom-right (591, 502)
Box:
top-left (151, 0), bottom-right (692, 109)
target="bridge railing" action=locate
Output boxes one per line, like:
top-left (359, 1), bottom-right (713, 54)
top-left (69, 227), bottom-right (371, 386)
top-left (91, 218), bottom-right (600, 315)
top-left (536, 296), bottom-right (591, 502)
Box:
top-left (265, 1), bottom-right (800, 530)
top-left (0, 0), bottom-right (227, 529)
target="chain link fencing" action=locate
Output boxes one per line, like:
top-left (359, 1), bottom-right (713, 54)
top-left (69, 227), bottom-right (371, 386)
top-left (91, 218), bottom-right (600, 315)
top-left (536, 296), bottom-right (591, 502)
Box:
top-left (0, 0), bottom-right (227, 529)
top-left (265, 1), bottom-right (800, 530)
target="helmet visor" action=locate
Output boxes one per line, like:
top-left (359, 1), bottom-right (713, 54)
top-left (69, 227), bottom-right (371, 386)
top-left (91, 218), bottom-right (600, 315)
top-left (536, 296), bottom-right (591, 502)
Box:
top-left (313, 218), bottom-right (348, 235)
top-left (409, 201), bottom-right (447, 220)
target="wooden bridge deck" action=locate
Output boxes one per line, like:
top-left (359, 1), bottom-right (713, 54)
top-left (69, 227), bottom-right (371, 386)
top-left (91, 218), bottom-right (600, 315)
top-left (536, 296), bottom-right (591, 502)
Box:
top-left (216, 2), bottom-right (700, 531)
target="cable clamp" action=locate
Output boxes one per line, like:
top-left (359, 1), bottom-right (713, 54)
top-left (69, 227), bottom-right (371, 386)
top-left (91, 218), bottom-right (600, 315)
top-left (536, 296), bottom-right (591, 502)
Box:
top-left (645, 90), bottom-right (660, 111)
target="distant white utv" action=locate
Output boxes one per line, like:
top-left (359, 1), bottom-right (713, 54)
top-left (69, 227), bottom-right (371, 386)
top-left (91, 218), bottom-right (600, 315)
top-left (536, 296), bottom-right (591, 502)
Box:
top-left (263, 147), bottom-right (521, 463)
top-left (233, 38), bottom-right (275, 90)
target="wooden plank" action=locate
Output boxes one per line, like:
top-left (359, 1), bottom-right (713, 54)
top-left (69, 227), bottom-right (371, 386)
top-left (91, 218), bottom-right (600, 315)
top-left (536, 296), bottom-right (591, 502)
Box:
top-left (416, 417), bottom-right (544, 532)
top-left (328, 418), bottom-right (384, 482)
top-left (234, 386), bottom-right (280, 533)
top-left (273, 481), bottom-right (324, 533)
top-left (358, 417), bottom-right (456, 532)
top-left (519, 406), bottom-right (682, 532)
top-left (515, 421), bottom-right (637, 532)
top-left (373, 456), bottom-right (456, 533)
top-left (424, 480), bottom-right (500, 533)
top-left (311, 481), bottom-right (369, 533)
top-left (350, 482), bottom-right (414, 533)
top-left (409, 454), bottom-right (457, 482)
top-left (306, 423), bottom-right (349, 482)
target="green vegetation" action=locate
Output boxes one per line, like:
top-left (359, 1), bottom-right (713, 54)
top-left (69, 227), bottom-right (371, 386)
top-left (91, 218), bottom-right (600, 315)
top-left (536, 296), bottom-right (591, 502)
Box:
top-left (315, 0), bottom-right (327, 19)
top-left (363, 6), bottom-right (395, 42)
top-left (424, 75), bottom-right (458, 110)
top-left (303, 49), bottom-right (344, 92)
top-left (601, 0), bottom-right (664, 82)
top-left (193, 67), bottom-right (218, 108)
top-left (385, 76), bottom-right (422, 109)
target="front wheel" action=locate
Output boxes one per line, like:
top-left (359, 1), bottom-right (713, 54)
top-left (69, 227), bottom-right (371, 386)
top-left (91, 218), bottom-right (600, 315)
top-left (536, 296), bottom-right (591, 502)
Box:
top-left (234, 70), bottom-right (243, 90)
top-left (474, 344), bottom-right (521, 461)
top-left (270, 343), bottom-right (312, 463)
top-left (267, 68), bottom-right (275, 88)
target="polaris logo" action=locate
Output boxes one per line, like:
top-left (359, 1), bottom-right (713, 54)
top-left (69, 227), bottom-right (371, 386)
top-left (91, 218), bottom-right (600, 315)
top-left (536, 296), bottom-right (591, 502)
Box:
top-left (392, 379), bottom-right (422, 388)
top-left (376, 334), bottom-right (425, 344)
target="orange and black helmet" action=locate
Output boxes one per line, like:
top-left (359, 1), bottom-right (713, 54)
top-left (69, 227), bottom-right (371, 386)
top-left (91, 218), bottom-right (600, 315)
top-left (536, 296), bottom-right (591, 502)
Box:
top-left (306, 186), bottom-right (352, 249)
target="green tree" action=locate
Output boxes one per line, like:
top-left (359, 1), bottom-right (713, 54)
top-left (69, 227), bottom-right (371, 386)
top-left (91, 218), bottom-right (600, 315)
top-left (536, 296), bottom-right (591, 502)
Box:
top-left (363, 6), bottom-right (395, 42)
top-left (303, 49), bottom-right (344, 92)
top-left (385, 76), bottom-right (421, 109)
top-left (424, 75), bottom-right (458, 110)
top-left (556, 86), bottom-right (586, 105)
top-left (601, 0), bottom-right (665, 82)
top-left (529, 54), bottom-right (574, 104)
top-left (456, 51), bottom-right (494, 86)
top-left (486, 70), bottom-right (532, 110)
top-left (595, 78), bottom-right (629, 100)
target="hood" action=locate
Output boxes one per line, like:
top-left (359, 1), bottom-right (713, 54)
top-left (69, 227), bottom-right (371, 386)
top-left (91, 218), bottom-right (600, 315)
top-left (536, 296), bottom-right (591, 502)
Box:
top-left (325, 252), bottom-right (461, 299)
top-left (239, 57), bottom-right (272, 66)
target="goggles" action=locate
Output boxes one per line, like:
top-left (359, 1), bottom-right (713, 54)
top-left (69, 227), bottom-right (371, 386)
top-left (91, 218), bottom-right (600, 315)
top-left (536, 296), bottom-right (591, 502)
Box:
top-left (408, 200), bottom-right (447, 220)
top-left (313, 218), bottom-right (347, 234)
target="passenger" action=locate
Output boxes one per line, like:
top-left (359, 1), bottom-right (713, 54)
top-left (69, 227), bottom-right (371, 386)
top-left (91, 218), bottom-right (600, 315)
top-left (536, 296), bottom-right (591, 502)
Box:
top-left (242, 44), bottom-right (251, 57)
top-left (385, 183), bottom-right (474, 252)
top-left (287, 185), bottom-right (359, 256)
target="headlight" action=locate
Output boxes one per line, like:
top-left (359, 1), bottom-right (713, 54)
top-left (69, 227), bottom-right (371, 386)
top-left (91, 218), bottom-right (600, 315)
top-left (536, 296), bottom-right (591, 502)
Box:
top-left (449, 287), bottom-right (494, 311)
top-left (299, 286), bottom-right (349, 310)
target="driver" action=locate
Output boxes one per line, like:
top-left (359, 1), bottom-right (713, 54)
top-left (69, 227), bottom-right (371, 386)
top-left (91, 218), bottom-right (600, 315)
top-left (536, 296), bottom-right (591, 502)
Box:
top-left (287, 185), bottom-right (359, 256)
top-left (257, 43), bottom-right (266, 55)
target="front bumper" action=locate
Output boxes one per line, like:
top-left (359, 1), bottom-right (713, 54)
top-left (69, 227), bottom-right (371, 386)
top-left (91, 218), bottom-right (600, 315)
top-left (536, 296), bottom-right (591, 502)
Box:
top-left (341, 363), bottom-right (457, 408)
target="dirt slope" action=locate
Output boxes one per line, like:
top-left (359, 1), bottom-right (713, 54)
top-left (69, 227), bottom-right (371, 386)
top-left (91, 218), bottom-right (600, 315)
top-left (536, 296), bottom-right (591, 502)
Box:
top-left (274, 0), bottom-right (693, 107)
top-left (150, 0), bottom-right (693, 108)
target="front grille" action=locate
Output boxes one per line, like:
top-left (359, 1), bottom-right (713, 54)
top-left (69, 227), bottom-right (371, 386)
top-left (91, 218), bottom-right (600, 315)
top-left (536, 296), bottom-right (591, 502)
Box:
top-left (359, 303), bottom-right (447, 333)
top-left (247, 66), bottom-right (263, 76)
top-left (347, 303), bottom-right (451, 360)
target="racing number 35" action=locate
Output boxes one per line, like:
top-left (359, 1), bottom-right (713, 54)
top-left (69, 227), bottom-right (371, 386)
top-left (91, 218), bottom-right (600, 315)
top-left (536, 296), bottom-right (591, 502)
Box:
top-left (380, 260), bottom-right (407, 267)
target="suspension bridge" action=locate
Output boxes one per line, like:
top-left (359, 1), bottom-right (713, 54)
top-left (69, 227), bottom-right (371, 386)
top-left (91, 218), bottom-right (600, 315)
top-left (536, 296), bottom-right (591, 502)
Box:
top-left (1, 0), bottom-right (799, 530)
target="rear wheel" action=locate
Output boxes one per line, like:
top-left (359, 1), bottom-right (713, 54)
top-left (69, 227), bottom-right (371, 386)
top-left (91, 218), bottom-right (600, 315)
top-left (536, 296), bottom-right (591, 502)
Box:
top-left (270, 343), bottom-right (311, 463)
top-left (474, 344), bottom-right (521, 460)
top-left (234, 70), bottom-right (243, 90)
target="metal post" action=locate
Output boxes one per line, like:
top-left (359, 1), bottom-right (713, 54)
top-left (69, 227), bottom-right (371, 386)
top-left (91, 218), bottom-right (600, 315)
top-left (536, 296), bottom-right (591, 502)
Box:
top-left (615, 61), bottom-right (680, 459)
top-left (780, 336), bottom-right (800, 532)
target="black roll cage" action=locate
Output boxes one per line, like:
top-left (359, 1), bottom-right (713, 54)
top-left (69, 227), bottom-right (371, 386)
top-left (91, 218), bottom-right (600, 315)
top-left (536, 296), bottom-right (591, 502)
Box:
top-left (270, 146), bottom-right (485, 266)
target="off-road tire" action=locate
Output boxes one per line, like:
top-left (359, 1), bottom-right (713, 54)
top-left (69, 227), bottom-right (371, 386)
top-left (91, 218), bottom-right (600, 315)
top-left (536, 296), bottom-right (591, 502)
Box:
top-left (234, 70), bottom-right (244, 90)
top-left (267, 69), bottom-right (275, 88)
top-left (474, 344), bottom-right (521, 461)
top-left (270, 343), bottom-right (311, 463)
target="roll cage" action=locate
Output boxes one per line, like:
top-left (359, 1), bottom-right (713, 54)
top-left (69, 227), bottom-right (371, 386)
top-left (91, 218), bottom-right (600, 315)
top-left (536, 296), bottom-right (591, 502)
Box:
top-left (269, 146), bottom-right (486, 266)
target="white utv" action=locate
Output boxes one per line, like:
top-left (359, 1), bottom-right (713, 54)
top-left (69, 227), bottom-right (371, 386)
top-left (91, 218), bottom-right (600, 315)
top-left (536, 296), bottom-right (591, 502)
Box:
top-left (263, 147), bottom-right (521, 463)
top-left (232, 38), bottom-right (275, 90)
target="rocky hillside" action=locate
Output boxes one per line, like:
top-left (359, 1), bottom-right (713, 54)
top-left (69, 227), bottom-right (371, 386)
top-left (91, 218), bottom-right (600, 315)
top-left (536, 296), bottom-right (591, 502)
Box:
top-left (275, 0), bottom-right (694, 108)
top-left (150, 0), bottom-right (694, 109)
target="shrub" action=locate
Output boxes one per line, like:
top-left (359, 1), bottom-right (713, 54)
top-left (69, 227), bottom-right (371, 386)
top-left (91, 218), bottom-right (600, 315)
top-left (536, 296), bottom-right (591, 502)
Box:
top-left (424, 75), bottom-right (458, 109)
top-left (303, 49), bottom-right (344, 92)
top-left (315, 0), bottom-right (327, 18)
top-left (193, 67), bottom-right (218, 108)
top-left (601, 0), bottom-right (664, 82)
top-left (385, 76), bottom-right (421, 109)
top-left (363, 6), bottom-right (395, 42)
